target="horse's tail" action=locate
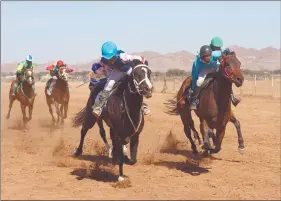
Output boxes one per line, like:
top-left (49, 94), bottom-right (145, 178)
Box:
top-left (169, 76), bottom-right (192, 114)
top-left (72, 107), bottom-right (87, 128)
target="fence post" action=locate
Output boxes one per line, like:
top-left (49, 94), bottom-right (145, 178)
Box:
top-left (254, 75), bottom-right (257, 96)
top-left (271, 75), bottom-right (274, 97)
top-left (161, 76), bottom-right (167, 93)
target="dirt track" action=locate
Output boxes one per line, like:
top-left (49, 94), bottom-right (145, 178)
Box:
top-left (1, 82), bottom-right (280, 200)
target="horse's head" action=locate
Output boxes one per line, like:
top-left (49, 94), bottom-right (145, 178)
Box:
top-left (23, 69), bottom-right (34, 86)
top-left (129, 59), bottom-right (153, 98)
top-left (220, 51), bottom-right (244, 87)
top-left (58, 66), bottom-right (68, 81)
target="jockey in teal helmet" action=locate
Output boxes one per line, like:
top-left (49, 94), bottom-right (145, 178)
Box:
top-left (92, 41), bottom-right (147, 118)
top-left (210, 36), bottom-right (241, 106)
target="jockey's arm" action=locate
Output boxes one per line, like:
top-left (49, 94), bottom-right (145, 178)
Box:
top-left (191, 61), bottom-right (199, 89)
top-left (119, 53), bottom-right (146, 64)
top-left (16, 63), bottom-right (24, 73)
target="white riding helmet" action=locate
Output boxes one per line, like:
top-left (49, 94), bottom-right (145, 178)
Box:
top-left (26, 55), bottom-right (33, 62)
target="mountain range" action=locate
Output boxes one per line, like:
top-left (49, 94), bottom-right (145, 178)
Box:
top-left (1, 46), bottom-right (280, 73)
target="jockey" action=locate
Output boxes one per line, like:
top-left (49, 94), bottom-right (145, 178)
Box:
top-left (190, 45), bottom-right (218, 110)
top-left (46, 60), bottom-right (73, 96)
top-left (12, 55), bottom-right (36, 97)
top-left (89, 61), bottom-right (108, 90)
top-left (210, 36), bottom-right (241, 106)
top-left (92, 41), bottom-right (147, 118)
top-left (85, 62), bottom-right (109, 117)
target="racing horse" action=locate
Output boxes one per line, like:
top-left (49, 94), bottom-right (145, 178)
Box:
top-left (45, 66), bottom-right (70, 125)
top-left (171, 73), bottom-right (245, 153)
top-left (6, 69), bottom-right (36, 131)
top-left (173, 51), bottom-right (244, 155)
top-left (72, 59), bottom-right (153, 182)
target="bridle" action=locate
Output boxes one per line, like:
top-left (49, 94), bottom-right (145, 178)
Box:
top-left (220, 54), bottom-right (235, 81)
top-left (23, 69), bottom-right (34, 85)
top-left (128, 64), bottom-right (152, 95)
top-left (58, 66), bottom-right (68, 80)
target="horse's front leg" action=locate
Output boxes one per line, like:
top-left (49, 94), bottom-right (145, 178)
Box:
top-left (200, 120), bottom-right (211, 155)
top-left (20, 103), bottom-right (28, 132)
top-left (229, 113), bottom-right (244, 153)
top-left (54, 102), bottom-right (60, 123)
top-left (6, 98), bottom-right (15, 119)
top-left (59, 104), bottom-right (64, 124)
top-left (28, 103), bottom-right (34, 121)
top-left (211, 125), bottom-right (227, 154)
top-left (127, 133), bottom-right (140, 165)
top-left (63, 102), bottom-right (68, 119)
top-left (97, 120), bottom-right (112, 157)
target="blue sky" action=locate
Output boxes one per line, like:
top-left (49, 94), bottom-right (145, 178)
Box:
top-left (1, 1), bottom-right (280, 64)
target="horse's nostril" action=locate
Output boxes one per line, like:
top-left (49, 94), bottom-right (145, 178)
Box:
top-left (236, 77), bottom-right (241, 82)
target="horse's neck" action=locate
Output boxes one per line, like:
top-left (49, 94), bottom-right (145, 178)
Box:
top-left (214, 74), bottom-right (232, 110)
top-left (22, 81), bottom-right (33, 98)
top-left (124, 86), bottom-right (143, 123)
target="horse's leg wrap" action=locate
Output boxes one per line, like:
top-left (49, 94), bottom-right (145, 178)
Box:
top-left (230, 88), bottom-right (241, 107)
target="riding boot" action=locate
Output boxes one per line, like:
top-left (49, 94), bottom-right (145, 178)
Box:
top-left (47, 79), bottom-right (56, 96)
top-left (230, 88), bottom-right (241, 107)
top-left (12, 81), bottom-right (20, 97)
top-left (189, 86), bottom-right (201, 110)
top-left (92, 90), bottom-right (111, 119)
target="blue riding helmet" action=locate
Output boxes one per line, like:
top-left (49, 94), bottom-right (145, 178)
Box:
top-left (101, 41), bottom-right (118, 60)
top-left (92, 62), bottom-right (102, 73)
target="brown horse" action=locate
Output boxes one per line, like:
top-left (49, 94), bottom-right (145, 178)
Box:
top-left (45, 66), bottom-right (70, 125)
top-left (173, 51), bottom-right (244, 155)
top-left (6, 69), bottom-right (36, 131)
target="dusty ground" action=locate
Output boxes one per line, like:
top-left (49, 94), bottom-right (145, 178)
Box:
top-left (1, 82), bottom-right (280, 200)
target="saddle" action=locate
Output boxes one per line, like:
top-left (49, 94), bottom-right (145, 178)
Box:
top-left (184, 72), bottom-right (217, 101)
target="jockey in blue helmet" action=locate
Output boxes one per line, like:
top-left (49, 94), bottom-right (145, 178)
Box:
top-left (92, 41), bottom-right (147, 118)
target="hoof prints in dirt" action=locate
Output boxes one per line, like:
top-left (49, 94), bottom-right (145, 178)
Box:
top-left (70, 162), bottom-right (117, 182)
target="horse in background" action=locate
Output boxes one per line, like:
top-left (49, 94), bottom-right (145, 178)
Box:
top-left (6, 69), bottom-right (36, 132)
top-left (45, 66), bottom-right (70, 125)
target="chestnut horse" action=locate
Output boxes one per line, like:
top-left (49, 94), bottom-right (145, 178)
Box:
top-left (6, 69), bottom-right (36, 131)
top-left (45, 66), bottom-right (70, 125)
top-left (173, 52), bottom-right (244, 155)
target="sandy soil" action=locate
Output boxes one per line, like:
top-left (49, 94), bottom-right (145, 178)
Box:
top-left (1, 82), bottom-right (280, 200)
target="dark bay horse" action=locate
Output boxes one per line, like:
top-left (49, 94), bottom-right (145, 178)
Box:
top-left (72, 60), bottom-right (153, 182)
top-left (172, 73), bottom-right (244, 152)
top-left (45, 66), bottom-right (70, 125)
top-left (173, 52), bottom-right (244, 155)
top-left (6, 69), bottom-right (36, 131)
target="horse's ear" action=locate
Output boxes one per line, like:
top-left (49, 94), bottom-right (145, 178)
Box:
top-left (130, 59), bottom-right (140, 68)
top-left (231, 51), bottom-right (236, 57)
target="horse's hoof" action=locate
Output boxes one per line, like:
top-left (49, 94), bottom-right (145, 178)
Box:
top-left (118, 176), bottom-right (124, 182)
top-left (6, 115), bottom-right (10, 120)
top-left (72, 148), bottom-right (82, 157)
top-left (238, 147), bottom-right (245, 154)
top-left (210, 148), bottom-right (220, 154)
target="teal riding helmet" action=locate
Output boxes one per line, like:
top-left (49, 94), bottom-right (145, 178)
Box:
top-left (101, 41), bottom-right (118, 59)
top-left (210, 37), bottom-right (223, 48)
